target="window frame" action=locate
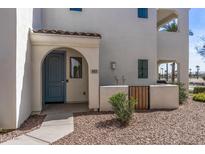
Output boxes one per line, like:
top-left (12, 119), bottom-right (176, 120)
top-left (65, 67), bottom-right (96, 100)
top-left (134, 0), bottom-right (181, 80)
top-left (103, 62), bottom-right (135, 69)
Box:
top-left (69, 8), bottom-right (82, 12)
top-left (138, 59), bottom-right (148, 79)
top-left (138, 8), bottom-right (148, 18)
top-left (70, 57), bottom-right (83, 79)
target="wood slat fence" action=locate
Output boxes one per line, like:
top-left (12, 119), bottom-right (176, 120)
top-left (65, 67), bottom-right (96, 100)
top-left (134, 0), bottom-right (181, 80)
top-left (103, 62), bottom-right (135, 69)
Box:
top-left (128, 86), bottom-right (150, 110)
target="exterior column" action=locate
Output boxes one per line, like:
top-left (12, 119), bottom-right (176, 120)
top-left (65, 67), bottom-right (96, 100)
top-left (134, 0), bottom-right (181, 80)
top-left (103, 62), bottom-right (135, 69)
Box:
top-left (166, 63), bottom-right (169, 81)
top-left (178, 62), bottom-right (189, 91)
top-left (172, 62), bottom-right (175, 83)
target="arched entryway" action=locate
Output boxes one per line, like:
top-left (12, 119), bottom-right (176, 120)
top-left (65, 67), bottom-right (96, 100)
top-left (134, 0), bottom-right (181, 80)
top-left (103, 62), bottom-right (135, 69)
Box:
top-left (30, 30), bottom-right (100, 112)
top-left (42, 48), bottom-right (89, 108)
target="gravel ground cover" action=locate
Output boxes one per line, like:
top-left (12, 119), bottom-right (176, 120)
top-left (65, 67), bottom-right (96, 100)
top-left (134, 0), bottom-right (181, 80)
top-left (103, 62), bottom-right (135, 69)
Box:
top-left (53, 99), bottom-right (205, 145)
top-left (0, 114), bottom-right (46, 143)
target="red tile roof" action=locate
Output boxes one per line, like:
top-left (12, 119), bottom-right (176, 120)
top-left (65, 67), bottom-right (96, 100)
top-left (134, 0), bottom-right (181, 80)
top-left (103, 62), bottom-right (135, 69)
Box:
top-left (33, 29), bottom-right (102, 38)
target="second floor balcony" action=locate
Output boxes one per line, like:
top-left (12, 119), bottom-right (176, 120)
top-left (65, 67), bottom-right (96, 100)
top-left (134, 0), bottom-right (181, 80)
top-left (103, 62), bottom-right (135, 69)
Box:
top-left (157, 8), bottom-right (189, 61)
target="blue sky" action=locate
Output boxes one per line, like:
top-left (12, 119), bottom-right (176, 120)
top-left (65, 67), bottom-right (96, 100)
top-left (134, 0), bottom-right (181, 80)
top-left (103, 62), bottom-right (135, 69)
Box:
top-left (189, 8), bottom-right (205, 72)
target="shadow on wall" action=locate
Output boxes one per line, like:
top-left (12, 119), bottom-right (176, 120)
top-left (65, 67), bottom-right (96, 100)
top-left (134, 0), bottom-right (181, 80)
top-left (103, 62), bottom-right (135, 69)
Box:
top-left (17, 34), bottom-right (32, 128)
top-left (17, 7), bottom-right (42, 128)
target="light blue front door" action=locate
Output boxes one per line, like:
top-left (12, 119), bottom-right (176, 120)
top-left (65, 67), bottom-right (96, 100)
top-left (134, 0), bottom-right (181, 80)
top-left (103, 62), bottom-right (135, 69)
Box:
top-left (44, 52), bottom-right (65, 103)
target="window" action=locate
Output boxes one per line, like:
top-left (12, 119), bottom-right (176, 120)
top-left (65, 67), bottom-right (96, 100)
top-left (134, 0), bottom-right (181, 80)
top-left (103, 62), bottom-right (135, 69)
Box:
top-left (138, 59), bottom-right (148, 79)
top-left (70, 8), bottom-right (82, 12)
top-left (138, 8), bottom-right (148, 18)
top-left (70, 57), bottom-right (82, 78)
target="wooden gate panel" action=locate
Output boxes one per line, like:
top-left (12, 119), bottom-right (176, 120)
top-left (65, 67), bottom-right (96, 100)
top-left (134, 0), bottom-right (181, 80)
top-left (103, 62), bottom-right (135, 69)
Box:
top-left (129, 86), bottom-right (149, 110)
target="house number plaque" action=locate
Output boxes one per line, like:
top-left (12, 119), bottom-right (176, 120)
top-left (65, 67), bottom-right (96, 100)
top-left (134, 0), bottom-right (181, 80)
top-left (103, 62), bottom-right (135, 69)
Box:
top-left (91, 69), bottom-right (98, 74)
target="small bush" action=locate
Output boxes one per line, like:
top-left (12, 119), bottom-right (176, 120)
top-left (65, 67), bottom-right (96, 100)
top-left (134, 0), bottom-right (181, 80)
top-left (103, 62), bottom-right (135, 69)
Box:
top-left (193, 87), bottom-right (205, 94)
top-left (177, 82), bottom-right (188, 104)
top-left (109, 92), bottom-right (136, 126)
top-left (193, 93), bottom-right (205, 102)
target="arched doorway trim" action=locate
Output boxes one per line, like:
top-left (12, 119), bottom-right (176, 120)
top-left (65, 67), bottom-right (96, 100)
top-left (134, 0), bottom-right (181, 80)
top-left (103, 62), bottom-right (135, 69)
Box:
top-left (31, 31), bottom-right (101, 111)
top-left (42, 48), bottom-right (89, 106)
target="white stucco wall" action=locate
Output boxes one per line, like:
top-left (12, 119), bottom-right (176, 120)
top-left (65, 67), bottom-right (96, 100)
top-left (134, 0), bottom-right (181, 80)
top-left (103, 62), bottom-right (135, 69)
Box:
top-left (41, 8), bottom-right (158, 86)
top-left (65, 49), bottom-right (88, 103)
top-left (100, 85), bottom-right (128, 111)
top-left (157, 9), bottom-right (189, 89)
top-left (0, 9), bottom-right (16, 129)
top-left (0, 8), bottom-right (34, 129)
top-left (16, 8), bottom-right (33, 128)
top-left (100, 84), bottom-right (179, 111)
top-left (150, 84), bottom-right (179, 109)
top-left (0, 8), bottom-right (189, 129)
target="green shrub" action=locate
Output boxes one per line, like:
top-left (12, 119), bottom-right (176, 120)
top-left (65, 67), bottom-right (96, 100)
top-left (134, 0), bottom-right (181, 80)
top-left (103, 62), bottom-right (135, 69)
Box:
top-left (109, 92), bottom-right (136, 126)
top-left (193, 93), bottom-right (205, 102)
top-left (177, 82), bottom-right (188, 104)
top-left (193, 87), bottom-right (205, 94)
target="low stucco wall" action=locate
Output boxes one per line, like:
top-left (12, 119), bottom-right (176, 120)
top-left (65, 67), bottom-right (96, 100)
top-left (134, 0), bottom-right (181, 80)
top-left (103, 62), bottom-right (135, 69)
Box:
top-left (100, 84), bottom-right (179, 111)
top-left (100, 85), bottom-right (128, 111)
top-left (150, 84), bottom-right (179, 109)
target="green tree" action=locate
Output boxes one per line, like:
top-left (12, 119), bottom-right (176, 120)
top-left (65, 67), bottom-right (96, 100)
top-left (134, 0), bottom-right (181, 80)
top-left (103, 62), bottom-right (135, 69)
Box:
top-left (162, 20), bottom-right (178, 32)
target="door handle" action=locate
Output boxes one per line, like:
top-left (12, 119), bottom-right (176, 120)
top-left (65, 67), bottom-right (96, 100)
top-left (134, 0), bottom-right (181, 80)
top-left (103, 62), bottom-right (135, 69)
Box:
top-left (61, 80), bottom-right (69, 83)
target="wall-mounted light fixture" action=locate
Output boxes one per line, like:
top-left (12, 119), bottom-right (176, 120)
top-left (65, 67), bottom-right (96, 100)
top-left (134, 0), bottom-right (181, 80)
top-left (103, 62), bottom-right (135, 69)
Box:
top-left (110, 61), bottom-right (116, 71)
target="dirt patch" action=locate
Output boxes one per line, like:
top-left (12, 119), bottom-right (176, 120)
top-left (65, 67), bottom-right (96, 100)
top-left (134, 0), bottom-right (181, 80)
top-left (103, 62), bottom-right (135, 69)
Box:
top-left (0, 114), bottom-right (46, 143)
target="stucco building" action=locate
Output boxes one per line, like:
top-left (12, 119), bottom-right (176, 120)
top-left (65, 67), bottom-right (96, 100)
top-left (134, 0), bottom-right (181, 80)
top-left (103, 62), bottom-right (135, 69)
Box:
top-left (0, 8), bottom-right (189, 129)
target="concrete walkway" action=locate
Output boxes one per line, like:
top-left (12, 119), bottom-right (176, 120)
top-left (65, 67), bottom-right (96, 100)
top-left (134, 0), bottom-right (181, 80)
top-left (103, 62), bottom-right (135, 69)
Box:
top-left (1, 112), bottom-right (74, 145)
top-left (42, 103), bottom-right (89, 115)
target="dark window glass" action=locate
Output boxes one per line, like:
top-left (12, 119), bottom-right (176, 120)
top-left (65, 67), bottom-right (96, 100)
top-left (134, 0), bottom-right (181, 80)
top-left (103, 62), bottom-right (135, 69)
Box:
top-left (70, 57), bottom-right (82, 78)
top-left (138, 8), bottom-right (148, 18)
top-left (138, 59), bottom-right (148, 78)
top-left (70, 8), bottom-right (82, 12)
